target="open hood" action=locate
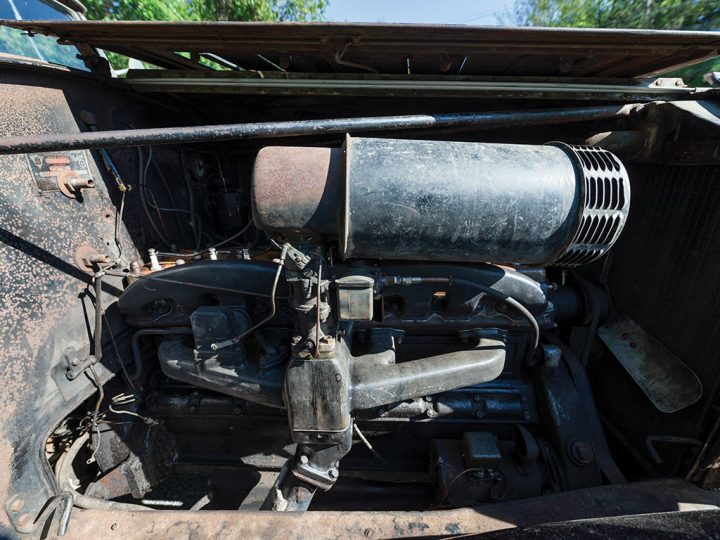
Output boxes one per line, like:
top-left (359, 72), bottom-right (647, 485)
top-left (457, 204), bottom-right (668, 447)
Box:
top-left (2, 20), bottom-right (719, 79)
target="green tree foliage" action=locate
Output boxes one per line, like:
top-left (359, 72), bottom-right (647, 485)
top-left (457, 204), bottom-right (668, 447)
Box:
top-left (505, 0), bottom-right (720, 30)
top-left (503, 0), bottom-right (720, 86)
top-left (83, 0), bottom-right (327, 22)
top-left (82, 0), bottom-right (327, 71)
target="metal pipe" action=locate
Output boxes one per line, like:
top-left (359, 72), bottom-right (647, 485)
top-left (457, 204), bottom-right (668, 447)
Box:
top-left (87, 271), bottom-right (104, 368)
top-left (451, 277), bottom-right (540, 350)
top-left (210, 244), bottom-right (289, 351)
top-left (0, 105), bottom-right (636, 155)
top-left (131, 327), bottom-right (194, 381)
top-left (350, 338), bottom-right (506, 411)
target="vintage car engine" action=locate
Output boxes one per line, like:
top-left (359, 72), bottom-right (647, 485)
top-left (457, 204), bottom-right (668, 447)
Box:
top-left (7, 15), bottom-right (720, 539)
top-left (111, 137), bottom-right (630, 510)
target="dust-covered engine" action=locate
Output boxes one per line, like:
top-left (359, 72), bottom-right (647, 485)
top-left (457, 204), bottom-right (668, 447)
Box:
top-left (115, 137), bottom-right (629, 509)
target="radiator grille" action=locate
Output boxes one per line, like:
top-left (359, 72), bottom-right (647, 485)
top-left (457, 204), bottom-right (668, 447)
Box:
top-left (553, 144), bottom-right (631, 267)
top-left (610, 163), bottom-right (720, 395)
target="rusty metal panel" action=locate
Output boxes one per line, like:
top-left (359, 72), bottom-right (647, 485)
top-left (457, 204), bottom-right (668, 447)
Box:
top-left (57, 479), bottom-right (720, 539)
top-left (252, 146), bottom-right (342, 234)
top-left (0, 66), bottom-right (181, 538)
top-left (2, 20), bottom-right (719, 79)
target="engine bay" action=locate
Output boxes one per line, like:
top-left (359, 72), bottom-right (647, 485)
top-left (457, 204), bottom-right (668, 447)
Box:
top-left (2, 19), bottom-right (720, 539)
top-left (44, 125), bottom-right (639, 512)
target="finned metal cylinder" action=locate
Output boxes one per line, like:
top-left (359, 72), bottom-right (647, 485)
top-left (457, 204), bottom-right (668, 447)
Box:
top-left (252, 136), bottom-right (630, 267)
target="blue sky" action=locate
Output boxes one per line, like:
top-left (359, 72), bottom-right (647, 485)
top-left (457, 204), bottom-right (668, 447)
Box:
top-left (324, 0), bottom-right (517, 25)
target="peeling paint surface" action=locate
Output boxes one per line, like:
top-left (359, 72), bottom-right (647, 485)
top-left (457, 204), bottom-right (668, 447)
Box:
top-left (0, 68), bottom-right (147, 535)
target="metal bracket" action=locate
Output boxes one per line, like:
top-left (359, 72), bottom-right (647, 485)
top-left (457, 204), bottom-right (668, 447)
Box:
top-left (281, 241), bottom-right (311, 271)
top-left (292, 458), bottom-right (338, 491)
top-left (648, 77), bottom-right (686, 88)
top-left (7, 491), bottom-right (72, 536)
top-left (64, 349), bottom-right (98, 380)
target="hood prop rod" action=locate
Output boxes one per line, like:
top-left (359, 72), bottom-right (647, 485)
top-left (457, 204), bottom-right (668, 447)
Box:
top-left (0, 104), bottom-right (639, 155)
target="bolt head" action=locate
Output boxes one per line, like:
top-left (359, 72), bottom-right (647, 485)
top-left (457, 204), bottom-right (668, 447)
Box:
top-left (299, 455), bottom-right (309, 465)
top-left (569, 440), bottom-right (595, 465)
